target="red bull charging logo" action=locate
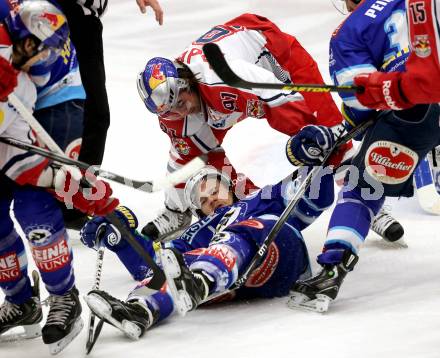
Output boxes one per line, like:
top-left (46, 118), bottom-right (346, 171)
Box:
top-left (39, 12), bottom-right (65, 31)
top-left (149, 64), bottom-right (167, 90)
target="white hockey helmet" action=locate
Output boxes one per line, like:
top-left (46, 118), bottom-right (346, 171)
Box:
top-left (184, 167), bottom-right (232, 218)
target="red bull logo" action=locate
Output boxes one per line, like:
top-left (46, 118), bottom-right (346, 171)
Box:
top-left (39, 12), bottom-right (65, 31)
top-left (149, 64), bottom-right (167, 90)
top-left (413, 35), bottom-right (431, 58)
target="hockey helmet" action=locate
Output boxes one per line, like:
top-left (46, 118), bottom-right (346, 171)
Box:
top-left (4, 0), bottom-right (69, 50)
top-left (136, 57), bottom-right (190, 117)
top-left (184, 167), bottom-right (232, 218)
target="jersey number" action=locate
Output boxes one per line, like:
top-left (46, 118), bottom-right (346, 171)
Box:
top-left (409, 2), bottom-right (427, 24)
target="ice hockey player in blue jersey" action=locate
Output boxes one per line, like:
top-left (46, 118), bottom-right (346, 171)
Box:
top-left (287, 0), bottom-right (440, 312)
top-left (0, 0), bottom-right (87, 229)
top-left (79, 165), bottom-right (334, 339)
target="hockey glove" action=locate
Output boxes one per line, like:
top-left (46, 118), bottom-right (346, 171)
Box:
top-left (0, 56), bottom-right (18, 101)
top-left (286, 125), bottom-right (336, 166)
top-left (354, 72), bottom-right (413, 110)
top-left (80, 205), bottom-right (139, 250)
top-left (53, 166), bottom-right (119, 216)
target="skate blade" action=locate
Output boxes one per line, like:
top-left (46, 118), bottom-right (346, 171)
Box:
top-left (159, 250), bottom-right (193, 317)
top-left (48, 316), bottom-right (84, 355)
top-left (0, 323), bottom-right (42, 342)
top-left (287, 293), bottom-right (332, 313)
top-left (84, 294), bottom-right (141, 340)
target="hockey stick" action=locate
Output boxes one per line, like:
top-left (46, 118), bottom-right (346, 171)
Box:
top-left (414, 154), bottom-right (440, 215)
top-left (85, 245), bottom-right (105, 355)
top-left (228, 118), bottom-right (376, 291)
top-left (6, 94), bottom-right (168, 290)
top-left (0, 136), bottom-right (206, 193)
top-left (202, 43), bottom-right (361, 94)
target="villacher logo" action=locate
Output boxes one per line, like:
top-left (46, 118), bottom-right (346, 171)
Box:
top-left (365, 141), bottom-right (419, 184)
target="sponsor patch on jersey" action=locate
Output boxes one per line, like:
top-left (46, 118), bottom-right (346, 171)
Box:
top-left (365, 141), bottom-right (419, 184)
top-left (172, 138), bottom-right (190, 155)
top-left (31, 236), bottom-right (70, 272)
top-left (246, 99), bottom-right (265, 119)
top-left (0, 109), bottom-right (4, 126)
top-left (206, 245), bottom-right (236, 271)
top-left (245, 243), bottom-right (279, 287)
top-left (413, 34), bottom-right (431, 58)
top-left (234, 219), bottom-right (264, 229)
top-left (0, 252), bottom-right (21, 282)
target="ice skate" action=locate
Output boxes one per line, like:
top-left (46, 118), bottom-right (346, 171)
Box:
top-left (141, 206), bottom-right (192, 242)
top-left (288, 250), bottom-right (358, 313)
top-left (159, 248), bottom-right (210, 316)
top-left (85, 290), bottom-right (153, 340)
top-left (371, 206), bottom-right (407, 247)
top-left (0, 271), bottom-right (42, 342)
top-left (42, 286), bottom-right (84, 355)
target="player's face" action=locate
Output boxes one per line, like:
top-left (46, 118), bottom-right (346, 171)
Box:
top-left (198, 177), bottom-right (233, 216)
top-left (169, 89), bottom-right (201, 118)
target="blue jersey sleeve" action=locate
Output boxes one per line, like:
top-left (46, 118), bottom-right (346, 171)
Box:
top-left (329, 0), bottom-right (409, 126)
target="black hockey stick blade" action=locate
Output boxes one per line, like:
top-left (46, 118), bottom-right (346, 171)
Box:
top-left (202, 43), bottom-right (360, 94)
top-left (0, 136), bottom-right (207, 192)
top-left (86, 318), bottom-right (105, 355)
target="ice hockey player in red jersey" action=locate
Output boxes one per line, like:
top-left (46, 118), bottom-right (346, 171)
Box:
top-left (136, 13), bottom-right (346, 241)
top-left (0, 1), bottom-right (118, 353)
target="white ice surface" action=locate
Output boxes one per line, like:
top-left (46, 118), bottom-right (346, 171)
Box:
top-left (2, 1), bottom-right (439, 357)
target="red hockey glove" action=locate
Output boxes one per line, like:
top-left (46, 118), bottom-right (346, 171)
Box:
top-left (0, 56), bottom-right (18, 101)
top-left (354, 72), bottom-right (413, 110)
top-left (53, 166), bottom-right (120, 216)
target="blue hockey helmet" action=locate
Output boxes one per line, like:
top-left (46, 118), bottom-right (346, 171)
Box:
top-left (136, 57), bottom-right (190, 117)
top-left (4, 0), bottom-right (69, 50)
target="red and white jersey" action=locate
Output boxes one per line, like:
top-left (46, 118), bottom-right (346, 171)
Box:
top-left (0, 25), bottom-right (49, 186)
top-left (160, 14), bottom-right (342, 167)
top-left (400, 0), bottom-right (440, 103)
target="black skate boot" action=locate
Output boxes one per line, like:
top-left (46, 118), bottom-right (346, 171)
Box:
top-left (141, 206), bottom-right (192, 242)
top-left (160, 248), bottom-right (212, 316)
top-left (85, 290), bottom-right (155, 340)
top-left (288, 250), bottom-right (358, 312)
top-left (0, 271), bottom-right (42, 342)
top-left (371, 206), bottom-right (406, 246)
top-left (42, 286), bottom-right (84, 355)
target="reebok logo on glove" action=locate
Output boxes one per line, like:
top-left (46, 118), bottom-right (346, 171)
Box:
top-left (382, 80), bottom-right (400, 110)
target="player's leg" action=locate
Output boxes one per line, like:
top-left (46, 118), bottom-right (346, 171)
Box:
top-left (14, 187), bottom-right (83, 354)
top-left (0, 177), bottom-right (42, 340)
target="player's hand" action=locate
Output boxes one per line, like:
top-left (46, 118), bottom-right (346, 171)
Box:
top-left (80, 206), bottom-right (139, 250)
top-left (136, 0), bottom-right (163, 25)
top-left (0, 56), bottom-right (18, 101)
top-left (286, 125), bottom-right (335, 166)
top-left (354, 72), bottom-right (413, 110)
top-left (53, 166), bottom-right (119, 216)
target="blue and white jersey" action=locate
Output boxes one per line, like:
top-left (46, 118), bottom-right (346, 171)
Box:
top-left (329, 0), bottom-right (409, 124)
top-left (29, 38), bottom-right (85, 110)
top-left (169, 171), bottom-right (334, 254)
top-left (0, 0), bottom-right (86, 110)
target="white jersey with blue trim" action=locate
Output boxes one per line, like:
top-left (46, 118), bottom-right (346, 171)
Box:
top-left (330, 0), bottom-right (409, 123)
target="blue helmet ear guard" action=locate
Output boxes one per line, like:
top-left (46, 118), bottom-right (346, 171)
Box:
top-left (4, 0), bottom-right (69, 50)
top-left (136, 57), bottom-right (189, 115)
